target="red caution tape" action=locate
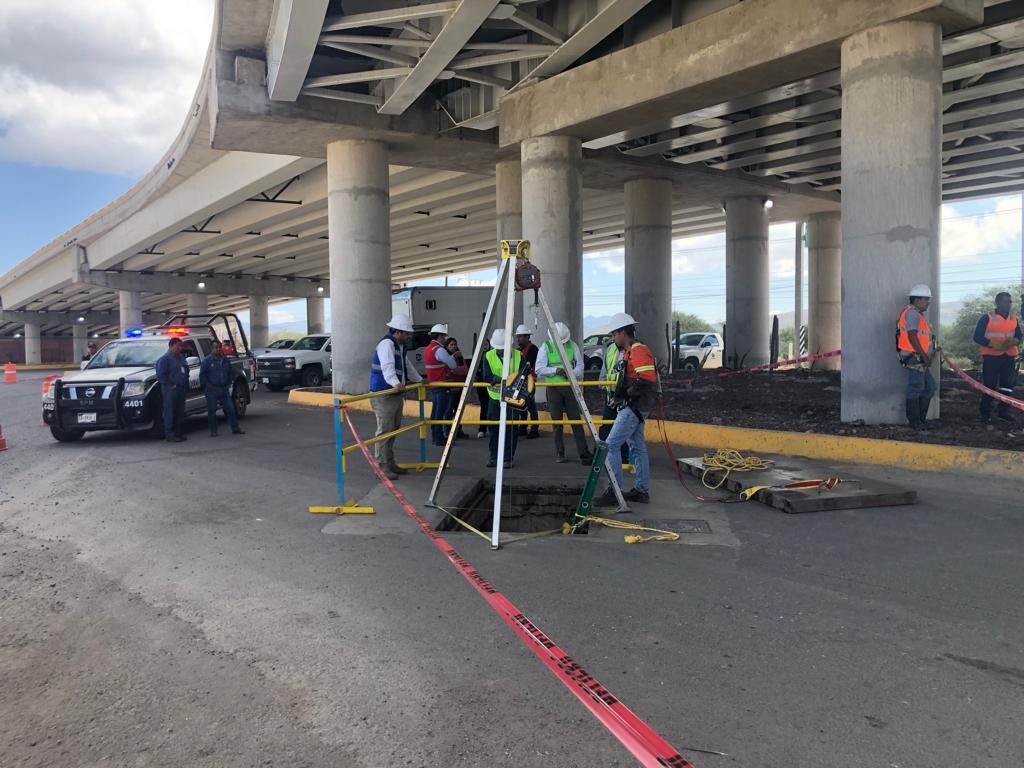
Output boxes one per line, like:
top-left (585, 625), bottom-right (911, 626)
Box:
top-left (341, 408), bottom-right (694, 768)
top-left (943, 355), bottom-right (1024, 412)
top-left (688, 349), bottom-right (842, 384)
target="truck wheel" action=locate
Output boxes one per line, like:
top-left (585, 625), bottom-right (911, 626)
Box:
top-left (683, 357), bottom-right (700, 373)
top-left (301, 366), bottom-right (323, 388)
top-left (233, 382), bottom-right (249, 419)
top-left (50, 427), bottom-right (85, 442)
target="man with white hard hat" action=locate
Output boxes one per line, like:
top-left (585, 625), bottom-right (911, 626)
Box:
top-left (536, 321), bottom-right (593, 465)
top-left (895, 285), bottom-right (937, 430)
top-left (595, 312), bottom-right (657, 506)
top-left (514, 323), bottom-right (541, 439)
top-left (368, 314), bottom-right (422, 479)
top-left (483, 328), bottom-right (523, 468)
top-left (424, 322), bottom-right (459, 445)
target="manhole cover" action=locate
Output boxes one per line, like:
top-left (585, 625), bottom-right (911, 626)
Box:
top-left (638, 519), bottom-right (711, 534)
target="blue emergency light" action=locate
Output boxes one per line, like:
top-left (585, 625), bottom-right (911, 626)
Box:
top-left (126, 328), bottom-right (143, 337)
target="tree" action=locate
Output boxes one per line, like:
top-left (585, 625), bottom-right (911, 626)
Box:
top-left (670, 311), bottom-right (713, 336)
top-left (942, 284), bottom-right (1023, 366)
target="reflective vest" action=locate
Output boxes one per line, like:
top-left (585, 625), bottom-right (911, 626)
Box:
top-left (369, 333), bottom-right (406, 392)
top-left (542, 340), bottom-right (578, 383)
top-left (981, 312), bottom-right (1020, 357)
top-left (896, 305), bottom-right (932, 357)
top-left (485, 348), bottom-right (521, 400)
top-left (604, 344), bottom-right (623, 395)
top-left (423, 339), bottom-right (449, 382)
top-left (624, 341), bottom-right (657, 381)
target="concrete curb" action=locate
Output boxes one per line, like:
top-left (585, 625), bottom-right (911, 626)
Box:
top-left (287, 389), bottom-right (1024, 478)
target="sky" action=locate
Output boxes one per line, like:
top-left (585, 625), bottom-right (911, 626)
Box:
top-left (2, 0), bottom-right (1022, 336)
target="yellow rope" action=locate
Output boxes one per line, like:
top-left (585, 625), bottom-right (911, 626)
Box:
top-left (700, 448), bottom-right (774, 490)
top-left (563, 517), bottom-right (681, 544)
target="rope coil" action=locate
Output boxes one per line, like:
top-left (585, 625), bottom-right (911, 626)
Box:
top-left (700, 448), bottom-right (774, 489)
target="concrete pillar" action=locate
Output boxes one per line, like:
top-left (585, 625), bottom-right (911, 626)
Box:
top-left (119, 290), bottom-right (142, 337)
top-left (495, 159), bottom-right (523, 327)
top-left (521, 136), bottom-right (583, 343)
top-left (72, 323), bottom-right (88, 363)
top-left (841, 21), bottom-right (941, 423)
top-left (806, 212), bottom-right (842, 371)
top-left (24, 321), bottom-right (41, 365)
top-left (248, 296), bottom-right (269, 349)
top-left (306, 297), bottom-right (325, 334)
top-left (327, 139), bottom-right (391, 394)
top-left (187, 294), bottom-right (209, 315)
top-left (625, 178), bottom-right (673, 360)
top-left (724, 196), bottom-right (770, 368)
top-left (794, 221), bottom-right (804, 343)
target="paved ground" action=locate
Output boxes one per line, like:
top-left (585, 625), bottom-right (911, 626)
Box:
top-left (1, 373), bottom-right (1023, 767)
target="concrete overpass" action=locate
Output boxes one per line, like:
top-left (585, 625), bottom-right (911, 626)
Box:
top-left (2, 0), bottom-right (1020, 421)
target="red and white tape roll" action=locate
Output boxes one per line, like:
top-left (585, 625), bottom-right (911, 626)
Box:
top-left (341, 408), bottom-right (694, 768)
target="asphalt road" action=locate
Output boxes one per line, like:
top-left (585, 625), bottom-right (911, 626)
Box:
top-left (1, 374), bottom-right (1023, 767)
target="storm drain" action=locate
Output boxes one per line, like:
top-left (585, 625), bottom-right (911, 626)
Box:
top-left (437, 479), bottom-right (583, 533)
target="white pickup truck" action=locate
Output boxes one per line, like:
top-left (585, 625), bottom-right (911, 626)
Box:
top-left (256, 334), bottom-right (331, 390)
top-left (674, 331), bottom-right (724, 372)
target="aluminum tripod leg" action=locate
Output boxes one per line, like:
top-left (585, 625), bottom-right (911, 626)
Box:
top-left (490, 252), bottom-right (519, 549)
top-left (427, 257), bottom-right (512, 506)
top-left (533, 289), bottom-right (628, 513)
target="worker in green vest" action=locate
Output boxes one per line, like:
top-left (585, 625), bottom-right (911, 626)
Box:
top-left (599, 335), bottom-right (630, 466)
top-left (484, 328), bottom-right (522, 468)
top-left (536, 321), bottom-right (593, 465)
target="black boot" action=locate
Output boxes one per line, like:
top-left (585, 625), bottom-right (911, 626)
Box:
top-left (905, 399), bottom-right (923, 430)
top-left (917, 397), bottom-right (932, 429)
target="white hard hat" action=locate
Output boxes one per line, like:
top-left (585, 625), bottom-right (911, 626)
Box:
top-left (553, 322), bottom-right (571, 344)
top-left (908, 284), bottom-right (932, 298)
top-left (387, 313), bottom-right (414, 333)
top-left (608, 312), bottom-right (637, 332)
top-left (490, 328), bottom-right (506, 348)
top-left (514, 323), bottom-right (532, 336)
top-left (429, 323), bottom-right (448, 335)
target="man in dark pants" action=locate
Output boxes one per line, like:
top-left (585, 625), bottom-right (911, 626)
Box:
top-left (514, 324), bottom-right (540, 439)
top-left (973, 291), bottom-right (1022, 424)
top-left (199, 340), bottom-right (244, 436)
top-left (155, 337), bottom-right (189, 442)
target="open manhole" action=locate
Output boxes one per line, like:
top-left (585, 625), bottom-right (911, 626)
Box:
top-left (437, 479), bottom-right (583, 533)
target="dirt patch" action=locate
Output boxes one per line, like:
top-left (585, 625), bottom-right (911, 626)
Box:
top-left (579, 368), bottom-right (1023, 452)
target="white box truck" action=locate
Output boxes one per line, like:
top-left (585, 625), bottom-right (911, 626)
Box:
top-left (392, 287), bottom-right (492, 374)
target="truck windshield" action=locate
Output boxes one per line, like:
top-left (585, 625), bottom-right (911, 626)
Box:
top-left (678, 334), bottom-right (704, 346)
top-left (290, 336), bottom-right (327, 351)
top-left (85, 340), bottom-right (169, 369)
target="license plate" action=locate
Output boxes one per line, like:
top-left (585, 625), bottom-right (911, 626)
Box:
top-left (77, 412), bottom-right (97, 424)
top-left (262, 377), bottom-right (270, 384)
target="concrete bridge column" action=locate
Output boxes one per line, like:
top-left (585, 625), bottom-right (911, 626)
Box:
top-left (806, 212), bottom-right (842, 371)
top-left (248, 296), bottom-right (269, 349)
top-left (841, 21), bottom-right (941, 423)
top-left (119, 290), bottom-right (143, 337)
top-left (495, 159), bottom-right (523, 328)
top-left (23, 322), bottom-right (41, 365)
top-left (327, 139), bottom-right (391, 394)
top-left (625, 178), bottom-right (673, 360)
top-left (521, 136), bottom-right (583, 343)
top-left (725, 196), bottom-right (769, 368)
top-left (306, 297), bottom-right (325, 334)
top-left (187, 294), bottom-right (209, 315)
top-left (72, 324), bottom-right (88, 363)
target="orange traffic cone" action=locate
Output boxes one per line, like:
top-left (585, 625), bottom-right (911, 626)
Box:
top-left (0, 424), bottom-right (7, 451)
top-left (2, 362), bottom-right (16, 384)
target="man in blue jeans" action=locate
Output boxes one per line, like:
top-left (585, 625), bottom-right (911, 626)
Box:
top-left (199, 340), bottom-right (244, 437)
top-left (155, 337), bottom-right (190, 442)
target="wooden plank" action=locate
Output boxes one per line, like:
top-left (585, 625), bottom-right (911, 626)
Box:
top-left (678, 457), bottom-right (917, 513)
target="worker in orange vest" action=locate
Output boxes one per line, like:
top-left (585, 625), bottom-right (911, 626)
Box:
top-left (973, 291), bottom-right (1022, 424)
top-left (896, 284), bottom-right (937, 430)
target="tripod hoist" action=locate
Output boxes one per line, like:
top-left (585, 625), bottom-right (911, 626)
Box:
top-left (427, 239), bottom-right (628, 549)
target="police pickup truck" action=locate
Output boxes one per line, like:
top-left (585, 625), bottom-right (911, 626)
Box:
top-left (42, 313), bottom-right (257, 442)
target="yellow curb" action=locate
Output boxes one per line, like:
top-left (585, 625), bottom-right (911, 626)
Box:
top-left (287, 389), bottom-right (1023, 478)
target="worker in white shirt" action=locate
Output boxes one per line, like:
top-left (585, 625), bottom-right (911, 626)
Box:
top-left (368, 314), bottom-right (423, 480)
top-left (536, 322), bottom-right (593, 465)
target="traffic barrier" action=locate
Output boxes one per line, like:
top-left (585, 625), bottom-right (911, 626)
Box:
top-left (0, 424), bottom-right (7, 451)
top-left (3, 362), bottom-right (16, 384)
top-left (943, 355), bottom-right (1024, 412)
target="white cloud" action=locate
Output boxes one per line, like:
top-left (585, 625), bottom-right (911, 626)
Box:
top-left (941, 196), bottom-right (1020, 264)
top-left (587, 247), bottom-right (625, 273)
top-left (269, 308), bottom-right (297, 324)
top-left (0, 0), bottom-right (214, 175)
